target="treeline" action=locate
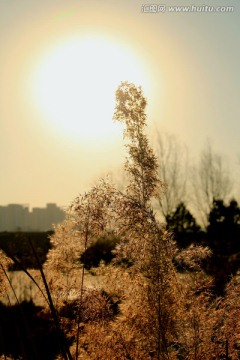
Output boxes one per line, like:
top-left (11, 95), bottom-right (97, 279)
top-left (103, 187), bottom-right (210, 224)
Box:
top-left (166, 199), bottom-right (240, 294)
top-left (153, 133), bottom-right (237, 229)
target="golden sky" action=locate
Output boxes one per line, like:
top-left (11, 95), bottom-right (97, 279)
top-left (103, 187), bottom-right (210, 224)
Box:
top-left (1, 0), bottom-right (239, 207)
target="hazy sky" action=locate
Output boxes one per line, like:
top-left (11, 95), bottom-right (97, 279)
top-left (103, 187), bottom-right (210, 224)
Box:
top-left (1, 0), bottom-right (239, 208)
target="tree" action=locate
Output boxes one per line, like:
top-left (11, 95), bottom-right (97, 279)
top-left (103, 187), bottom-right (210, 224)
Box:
top-left (202, 198), bottom-right (240, 294)
top-left (191, 143), bottom-right (232, 227)
top-left (207, 198), bottom-right (240, 255)
top-left (154, 132), bottom-right (188, 221)
top-left (166, 202), bottom-right (201, 248)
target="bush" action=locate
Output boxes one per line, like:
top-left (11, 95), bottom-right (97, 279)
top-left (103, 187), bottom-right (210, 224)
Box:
top-left (80, 235), bottom-right (119, 270)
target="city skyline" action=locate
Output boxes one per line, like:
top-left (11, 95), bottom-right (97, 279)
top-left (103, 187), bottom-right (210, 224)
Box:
top-left (0, 202), bottom-right (67, 211)
top-left (0, 203), bottom-right (65, 232)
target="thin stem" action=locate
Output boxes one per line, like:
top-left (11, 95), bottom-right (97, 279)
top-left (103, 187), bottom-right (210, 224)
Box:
top-left (2, 249), bottom-right (49, 306)
top-left (1, 265), bottom-right (27, 360)
top-left (75, 220), bottom-right (89, 360)
top-left (28, 238), bottom-right (73, 360)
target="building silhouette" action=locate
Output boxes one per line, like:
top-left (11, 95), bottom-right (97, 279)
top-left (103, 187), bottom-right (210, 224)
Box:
top-left (0, 203), bottom-right (65, 232)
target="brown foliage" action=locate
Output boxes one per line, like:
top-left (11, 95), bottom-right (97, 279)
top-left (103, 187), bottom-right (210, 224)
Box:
top-left (2, 83), bottom-right (240, 360)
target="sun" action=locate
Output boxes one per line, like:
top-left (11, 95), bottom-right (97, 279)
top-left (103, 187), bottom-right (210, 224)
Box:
top-left (30, 35), bottom-right (149, 144)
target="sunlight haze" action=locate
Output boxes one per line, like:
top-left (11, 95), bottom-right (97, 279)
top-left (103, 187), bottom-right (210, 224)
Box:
top-left (30, 35), bottom-right (149, 142)
top-left (1, 0), bottom-right (239, 207)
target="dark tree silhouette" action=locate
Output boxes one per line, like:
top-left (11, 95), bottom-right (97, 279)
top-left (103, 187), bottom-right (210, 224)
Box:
top-left (80, 234), bottom-right (119, 270)
top-left (166, 202), bottom-right (201, 248)
top-left (204, 199), bottom-right (240, 294)
top-left (207, 199), bottom-right (240, 255)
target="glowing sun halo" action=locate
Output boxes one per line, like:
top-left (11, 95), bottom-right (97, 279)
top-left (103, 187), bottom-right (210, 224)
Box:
top-left (31, 36), bottom-right (148, 143)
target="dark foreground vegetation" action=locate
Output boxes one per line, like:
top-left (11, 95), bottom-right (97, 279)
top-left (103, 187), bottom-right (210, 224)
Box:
top-left (167, 199), bottom-right (240, 295)
top-left (0, 300), bottom-right (63, 360)
top-left (0, 231), bottom-right (52, 270)
top-left (1, 83), bottom-right (240, 359)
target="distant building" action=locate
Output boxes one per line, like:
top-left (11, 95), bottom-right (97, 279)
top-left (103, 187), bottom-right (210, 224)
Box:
top-left (0, 203), bottom-right (65, 232)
